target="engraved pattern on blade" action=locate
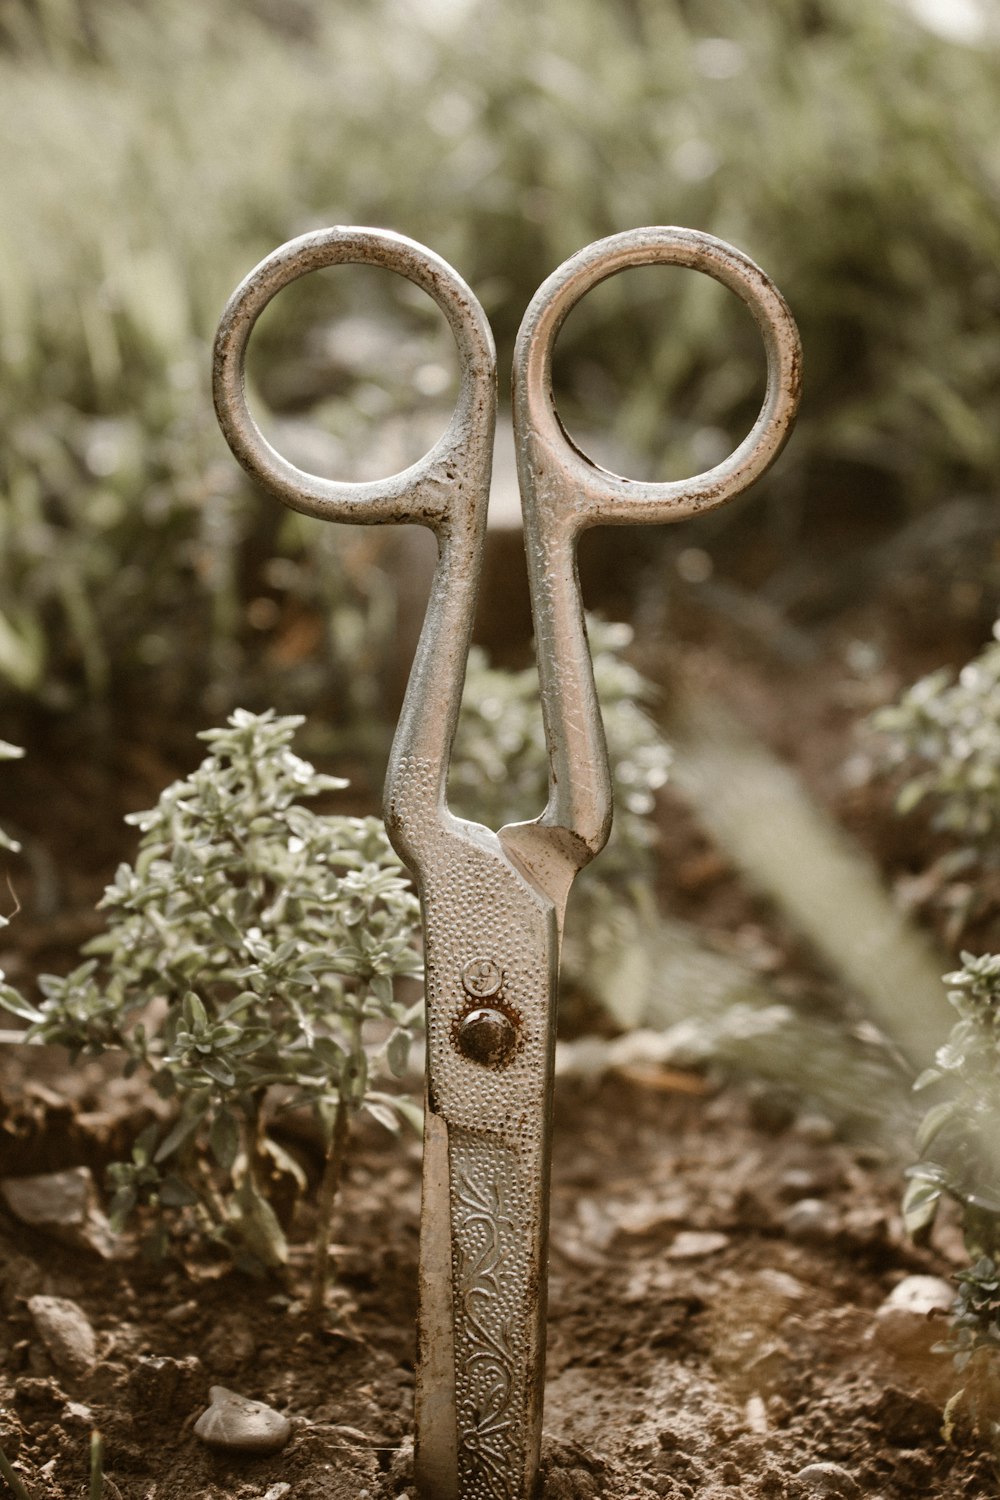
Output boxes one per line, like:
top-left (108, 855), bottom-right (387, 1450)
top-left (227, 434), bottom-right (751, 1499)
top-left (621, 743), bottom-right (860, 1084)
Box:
top-left (393, 755), bottom-right (556, 1500)
top-left (449, 1135), bottom-right (544, 1500)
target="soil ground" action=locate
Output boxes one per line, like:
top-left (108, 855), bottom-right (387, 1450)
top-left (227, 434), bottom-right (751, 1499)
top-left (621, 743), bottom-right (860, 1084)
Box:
top-left (1, 492), bottom-right (999, 1498)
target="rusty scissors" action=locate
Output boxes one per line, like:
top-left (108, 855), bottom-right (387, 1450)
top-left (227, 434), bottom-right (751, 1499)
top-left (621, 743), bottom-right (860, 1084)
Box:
top-left (213, 225), bottom-right (801, 1499)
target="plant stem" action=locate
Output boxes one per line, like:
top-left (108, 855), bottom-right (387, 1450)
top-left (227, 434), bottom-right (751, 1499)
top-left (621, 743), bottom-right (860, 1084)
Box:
top-left (308, 1091), bottom-right (350, 1316)
top-left (89, 1430), bottom-right (104, 1500)
top-left (0, 1444), bottom-right (32, 1500)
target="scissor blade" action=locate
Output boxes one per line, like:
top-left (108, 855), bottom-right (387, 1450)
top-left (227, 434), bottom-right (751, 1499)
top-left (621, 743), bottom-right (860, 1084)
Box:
top-left (413, 826), bottom-right (559, 1499)
top-left (417, 1114), bottom-right (550, 1500)
top-left (415, 1109), bottom-right (460, 1500)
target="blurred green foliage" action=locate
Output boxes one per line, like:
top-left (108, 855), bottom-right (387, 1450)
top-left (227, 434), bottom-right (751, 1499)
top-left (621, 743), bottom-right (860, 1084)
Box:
top-left (0, 709), bottom-right (424, 1281)
top-left (2, 0), bottom-right (1000, 718)
top-left (904, 950), bottom-right (1000, 1447)
top-left (875, 624), bottom-right (1000, 845)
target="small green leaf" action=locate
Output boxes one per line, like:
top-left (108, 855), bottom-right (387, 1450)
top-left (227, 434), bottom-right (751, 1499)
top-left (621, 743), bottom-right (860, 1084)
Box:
top-left (108, 1185), bottom-right (138, 1232)
top-left (363, 1099), bottom-right (401, 1133)
top-left (133, 1122), bottom-right (160, 1165)
top-left (182, 992), bottom-right (209, 1030)
top-left (0, 988), bottom-right (43, 1023)
top-left (231, 1178), bottom-right (288, 1268)
top-left (199, 1056), bottom-right (236, 1088)
top-left (916, 1100), bottom-right (957, 1155)
top-left (154, 1109), bottom-right (205, 1163)
top-left (210, 1109), bottom-right (240, 1173)
top-left (902, 1174), bottom-right (943, 1240)
top-left (386, 1027), bottom-right (412, 1078)
top-left (159, 1174), bottom-right (199, 1208)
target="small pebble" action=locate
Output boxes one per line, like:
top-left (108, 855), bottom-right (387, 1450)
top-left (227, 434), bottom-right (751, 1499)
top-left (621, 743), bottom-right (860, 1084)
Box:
top-left (777, 1166), bottom-right (836, 1200)
top-left (744, 1394), bottom-right (768, 1435)
top-left (666, 1230), bottom-right (729, 1260)
top-left (781, 1197), bottom-right (839, 1242)
top-left (2, 1169), bottom-right (119, 1258)
top-left (884, 1274), bottom-right (953, 1315)
top-left (751, 1268), bottom-right (807, 1306)
top-left (194, 1384), bottom-right (292, 1455)
top-left (27, 1295), bottom-right (96, 1375)
top-left (792, 1112), bottom-right (836, 1144)
top-left (164, 1299), bottom-right (199, 1326)
top-left (872, 1274), bottom-right (953, 1357)
top-left (794, 1461), bottom-right (861, 1497)
top-left (59, 1400), bottom-right (94, 1433)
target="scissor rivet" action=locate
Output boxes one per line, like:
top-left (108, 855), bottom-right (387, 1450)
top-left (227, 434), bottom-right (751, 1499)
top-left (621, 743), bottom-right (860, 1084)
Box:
top-left (461, 957), bottom-right (502, 998)
top-left (456, 1007), bottom-right (517, 1067)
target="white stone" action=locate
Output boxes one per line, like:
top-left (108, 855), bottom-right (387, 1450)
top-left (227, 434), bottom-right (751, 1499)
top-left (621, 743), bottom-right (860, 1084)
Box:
top-left (665, 1230), bottom-right (730, 1260)
top-left (781, 1197), bottom-right (840, 1241)
top-left (1, 1168), bottom-right (120, 1258)
top-left (27, 1295), bottom-right (97, 1375)
top-left (795, 1461), bottom-right (861, 1497)
top-left (872, 1274), bottom-right (953, 1356)
top-left (883, 1274), bottom-right (953, 1315)
top-left (194, 1386), bottom-right (292, 1455)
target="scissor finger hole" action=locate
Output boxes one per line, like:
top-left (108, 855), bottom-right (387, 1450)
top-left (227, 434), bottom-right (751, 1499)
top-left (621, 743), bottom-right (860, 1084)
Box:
top-left (243, 262), bottom-right (460, 484)
top-left (550, 260), bottom-right (767, 484)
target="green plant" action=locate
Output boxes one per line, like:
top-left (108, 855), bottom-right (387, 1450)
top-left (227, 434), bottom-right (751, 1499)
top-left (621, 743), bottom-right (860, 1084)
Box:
top-left (874, 623), bottom-right (1000, 843)
top-left (0, 710), bottom-right (423, 1306)
top-left (904, 951), bottom-right (1000, 1443)
top-left (870, 620), bottom-right (1000, 940)
top-left (89, 1430), bottom-right (103, 1500)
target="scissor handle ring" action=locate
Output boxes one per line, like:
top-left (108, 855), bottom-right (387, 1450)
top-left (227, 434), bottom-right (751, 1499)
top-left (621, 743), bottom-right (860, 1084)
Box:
top-left (213, 227), bottom-right (496, 528)
top-left (513, 226), bottom-right (802, 529)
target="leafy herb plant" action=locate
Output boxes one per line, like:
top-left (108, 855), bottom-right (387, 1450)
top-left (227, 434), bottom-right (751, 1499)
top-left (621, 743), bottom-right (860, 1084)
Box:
top-left (903, 952), bottom-right (1000, 1444)
top-left (871, 621), bottom-right (1000, 942)
top-left (874, 623), bottom-right (1000, 844)
top-left (0, 710), bottom-right (423, 1308)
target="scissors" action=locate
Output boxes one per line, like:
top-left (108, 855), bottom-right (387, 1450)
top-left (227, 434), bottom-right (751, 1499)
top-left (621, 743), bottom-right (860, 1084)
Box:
top-left (212, 225), bottom-right (801, 1500)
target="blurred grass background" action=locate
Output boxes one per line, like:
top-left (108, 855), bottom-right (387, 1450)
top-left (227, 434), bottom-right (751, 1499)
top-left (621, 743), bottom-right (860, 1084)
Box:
top-left (1, 0), bottom-right (1000, 740)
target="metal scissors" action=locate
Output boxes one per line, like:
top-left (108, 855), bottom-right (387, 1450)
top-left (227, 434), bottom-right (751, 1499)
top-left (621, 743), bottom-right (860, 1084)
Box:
top-left (212, 225), bottom-right (801, 1500)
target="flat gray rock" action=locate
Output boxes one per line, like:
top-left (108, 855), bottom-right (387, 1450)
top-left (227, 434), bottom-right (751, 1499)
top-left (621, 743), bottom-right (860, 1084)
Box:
top-left (1, 1168), bottom-right (120, 1258)
top-left (795, 1462), bottom-right (862, 1497)
top-left (781, 1196), bottom-right (840, 1241)
top-left (27, 1295), bottom-right (97, 1375)
top-left (665, 1230), bottom-right (729, 1260)
top-left (194, 1385), bottom-right (292, 1455)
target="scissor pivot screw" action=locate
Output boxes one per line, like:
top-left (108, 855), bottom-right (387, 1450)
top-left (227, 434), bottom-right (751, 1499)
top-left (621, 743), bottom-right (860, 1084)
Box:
top-left (456, 1006), bottom-right (517, 1067)
top-left (461, 957), bottom-right (503, 998)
